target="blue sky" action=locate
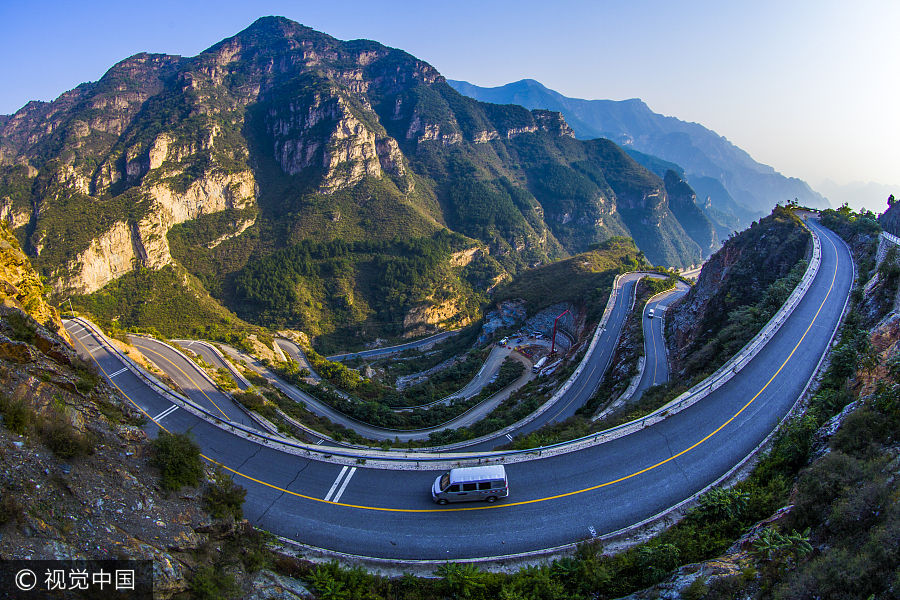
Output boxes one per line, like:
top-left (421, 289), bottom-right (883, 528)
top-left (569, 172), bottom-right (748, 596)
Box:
top-left (2, 0), bottom-right (897, 210)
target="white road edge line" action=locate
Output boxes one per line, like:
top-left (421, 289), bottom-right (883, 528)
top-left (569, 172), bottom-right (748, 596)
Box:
top-left (331, 467), bottom-right (357, 503)
top-left (153, 405), bottom-right (179, 422)
top-left (324, 466), bottom-right (349, 502)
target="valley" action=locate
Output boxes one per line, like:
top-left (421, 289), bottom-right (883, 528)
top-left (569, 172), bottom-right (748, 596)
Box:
top-left (2, 12), bottom-right (895, 600)
top-left (58, 215), bottom-right (851, 563)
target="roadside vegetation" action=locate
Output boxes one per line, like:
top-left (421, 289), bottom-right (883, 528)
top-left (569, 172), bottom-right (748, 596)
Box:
top-left (187, 205), bottom-right (900, 600)
top-left (266, 357), bottom-right (526, 434)
top-left (71, 263), bottom-right (270, 343)
top-left (493, 236), bottom-right (645, 322)
top-left (0, 308), bottom-right (100, 460)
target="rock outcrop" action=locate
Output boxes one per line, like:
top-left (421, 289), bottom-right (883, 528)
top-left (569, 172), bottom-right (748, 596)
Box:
top-left (52, 168), bottom-right (258, 295)
top-left (878, 195), bottom-right (900, 237)
top-left (667, 206), bottom-right (810, 370)
top-left (0, 15), bottom-right (708, 340)
top-left (0, 222), bottom-right (66, 338)
top-left (267, 92), bottom-right (407, 193)
top-left (402, 296), bottom-right (474, 337)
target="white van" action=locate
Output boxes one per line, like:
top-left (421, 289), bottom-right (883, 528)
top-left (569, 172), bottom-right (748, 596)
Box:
top-left (647, 308), bottom-right (654, 318)
top-left (432, 465), bottom-right (508, 505)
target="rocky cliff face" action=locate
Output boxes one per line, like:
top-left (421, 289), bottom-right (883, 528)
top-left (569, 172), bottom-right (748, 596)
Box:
top-left (401, 296), bottom-right (475, 337)
top-left (267, 91), bottom-right (407, 193)
top-left (667, 207), bottom-right (810, 366)
top-left (1, 15), bottom-right (707, 339)
top-left (1, 46), bottom-right (260, 294)
top-left (43, 167), bottom-right (258, 295)
top-left (668, 236), bottom-right (743, 353)
top-left (664, 170), bottom-right (719, 257)
top-left (0, 222), bottom-right (66, 337)
top-left (878, 196), bottom-right (900, 237)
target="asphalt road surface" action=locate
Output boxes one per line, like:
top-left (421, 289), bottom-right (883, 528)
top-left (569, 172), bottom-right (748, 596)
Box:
top-left (63, 221), bottom-right (851, 560)
top-left (634, 281), bottom-right (691, 399)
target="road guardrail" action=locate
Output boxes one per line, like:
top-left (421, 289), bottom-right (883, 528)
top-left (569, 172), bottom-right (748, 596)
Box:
top-left (68, 236), bottom-right (821, 469)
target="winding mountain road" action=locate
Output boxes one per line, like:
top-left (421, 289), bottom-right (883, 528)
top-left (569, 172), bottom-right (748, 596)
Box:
top-left (116, 270), bottom-right (664, 448)
top-left (634, 281), bottom-right (691, 399)
top-left (64, 220), bottom-right (850, 562)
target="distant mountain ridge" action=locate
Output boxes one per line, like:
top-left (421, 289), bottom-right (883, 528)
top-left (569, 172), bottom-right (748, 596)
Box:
top-left (448, 79), bottom-right (829, 222)
top-left (818, 179), bottom-right (897, 213)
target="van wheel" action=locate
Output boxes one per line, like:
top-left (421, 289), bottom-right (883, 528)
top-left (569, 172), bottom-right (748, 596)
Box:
top-left (485, 496), bottom-right (498, 503)
top-left (438, 499), bottom-right (449, 505)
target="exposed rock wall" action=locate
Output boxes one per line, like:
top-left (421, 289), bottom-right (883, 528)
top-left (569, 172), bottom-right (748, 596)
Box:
top-left (667, 207), bottom-right (810, 367)
top-left (54, 169), bottom-right (257, 295)
top-left (667, 239), bottom-right (742, 354)
top-left (0, 222), bottom-right (65, 336)
top-left (402, 297), bottom-right (474, 337)
top-left (268, 92), bottom-right (406, 193)
top-left (878, 196), bottom-right (900, 237)
top-left (0, 196), bottom-right (29, 228)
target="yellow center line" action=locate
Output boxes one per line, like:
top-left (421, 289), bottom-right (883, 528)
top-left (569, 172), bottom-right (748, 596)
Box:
top-left (68, 326), bottom-right (170, 434)
top-left (214, 230), bottom-right (840, 513)
top-left (67, 228), bottom-right (842, 514)
top-left (131, 340), bottom-right (232, 421)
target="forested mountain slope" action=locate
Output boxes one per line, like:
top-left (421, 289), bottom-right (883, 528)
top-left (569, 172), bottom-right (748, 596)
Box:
top-left (449, 78), bottom-right (829, 227)
top-left (1, 17), bottom-right (701, 341)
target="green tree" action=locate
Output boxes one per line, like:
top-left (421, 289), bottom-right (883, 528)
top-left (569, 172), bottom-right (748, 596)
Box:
top-left (436, 562), bottom-right (487, 599)
top-left (151, 431), bottom-right (204, 490)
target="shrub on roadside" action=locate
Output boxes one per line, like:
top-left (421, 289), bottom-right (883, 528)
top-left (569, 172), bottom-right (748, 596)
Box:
top-left (0, 395), bottom-right (33, 435)
top-left (0, 494), bottom-right (23, 526)
top-left (151, 431), bottom-right (204, 490)
top-left (202, 466), bottom-right (247, 520)
top-left (41, 413), bottom-right (95, 459)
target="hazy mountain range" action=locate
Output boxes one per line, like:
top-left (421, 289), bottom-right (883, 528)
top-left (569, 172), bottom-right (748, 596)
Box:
top-left (817, 179), bottom-right (897, 213)
top-left (449, 79), bottom-right (830, 221)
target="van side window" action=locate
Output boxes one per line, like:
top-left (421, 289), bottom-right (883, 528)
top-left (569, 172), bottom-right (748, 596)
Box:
top-left (492, 481), bottom-right (505, 488)
top-left (478, 482), bottom-right (492, 490)
top-left (448, 485), bottom-right (460, 492)
top-left (462, 483), bottom-right (477, 492)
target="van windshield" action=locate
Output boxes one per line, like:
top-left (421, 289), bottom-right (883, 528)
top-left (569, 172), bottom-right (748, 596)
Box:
top-left (439, 473), bottom-right (450, 491)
